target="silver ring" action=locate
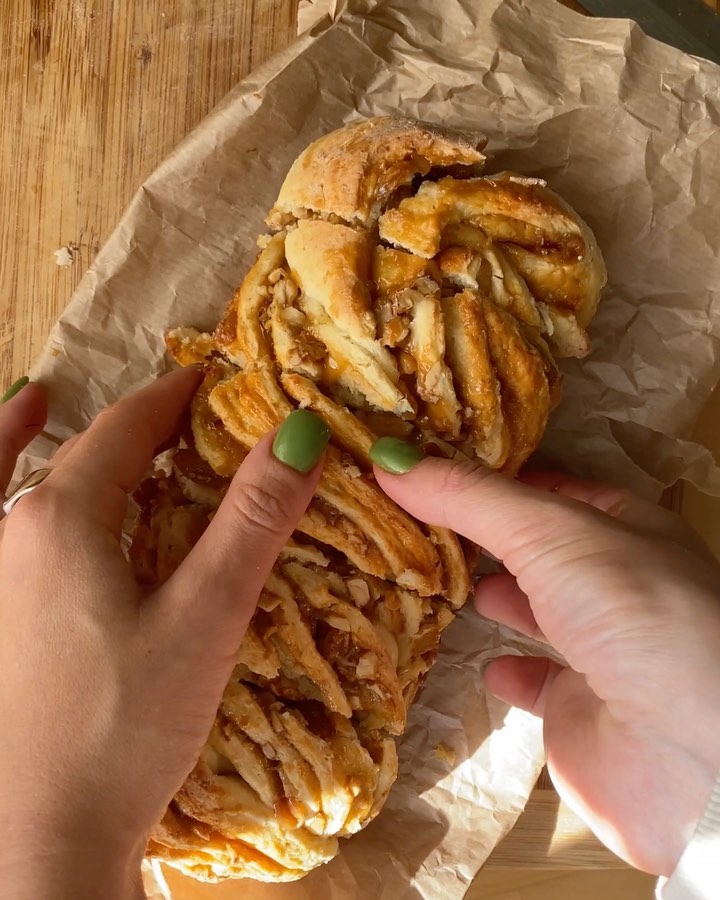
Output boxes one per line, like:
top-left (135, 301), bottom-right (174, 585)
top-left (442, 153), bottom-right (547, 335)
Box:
top-left (2, 468), bottom-right (53, 516)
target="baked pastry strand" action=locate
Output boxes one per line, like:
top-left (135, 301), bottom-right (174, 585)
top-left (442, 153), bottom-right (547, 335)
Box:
top-left (131, 116), bottom-right (606, 881)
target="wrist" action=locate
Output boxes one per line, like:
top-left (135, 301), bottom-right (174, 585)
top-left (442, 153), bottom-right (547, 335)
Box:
top-left (659, 770), bottom-right (720, 898)
top-left (0, 852), bottom-right (145, 900)
top-left (0, 812), bottom-right (147, 900)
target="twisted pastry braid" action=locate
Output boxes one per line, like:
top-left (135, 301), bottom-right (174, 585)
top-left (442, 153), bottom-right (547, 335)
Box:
top-left (131, 117), bottom-right (606, 882)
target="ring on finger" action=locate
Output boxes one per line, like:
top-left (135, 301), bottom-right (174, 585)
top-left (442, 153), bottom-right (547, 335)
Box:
top-left (1, 468), bottom-right (53, 517)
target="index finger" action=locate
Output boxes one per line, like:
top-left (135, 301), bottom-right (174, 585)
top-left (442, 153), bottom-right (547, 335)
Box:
top-left (0, 382), bottom-right (47, 494)
top-left (49, 367), bottom-right (202, 534)
top-left (518, 468), bottom-right (712, 559)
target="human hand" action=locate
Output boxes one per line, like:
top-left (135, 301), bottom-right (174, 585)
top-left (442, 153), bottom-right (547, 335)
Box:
top-left (0, 371), bottom-right (328, 900)
top-left (371, 447), bottom-right (720, 876)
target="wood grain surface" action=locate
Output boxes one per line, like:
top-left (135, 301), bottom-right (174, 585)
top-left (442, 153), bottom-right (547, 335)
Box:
top-left (0, 0), bottom-right (299, 384)
top-left (161, 863), bottom-right (658, 900)
top-left (0, 1), bottom-right (717, 897)
top-left (467, 868), bottom-right (657, 899)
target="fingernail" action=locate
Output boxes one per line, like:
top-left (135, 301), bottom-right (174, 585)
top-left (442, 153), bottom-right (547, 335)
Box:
top-left (1, 376), bottom-right (30, 404)
top-left (272, 409), bottom-right (330, 474)
top-left (369, 436), bottom-right (424, 474)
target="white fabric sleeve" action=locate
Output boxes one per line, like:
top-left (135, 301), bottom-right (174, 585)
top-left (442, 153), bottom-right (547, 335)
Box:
top-left (656, 773), bottom-right (720, 900)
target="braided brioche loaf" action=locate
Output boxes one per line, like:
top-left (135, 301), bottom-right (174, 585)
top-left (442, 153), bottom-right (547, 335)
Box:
top-left (131, 117), bottom-right (606, 882)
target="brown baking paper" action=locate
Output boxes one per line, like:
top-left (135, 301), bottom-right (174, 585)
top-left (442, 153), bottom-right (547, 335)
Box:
top-left (17, 0), bottom-right (720, 897)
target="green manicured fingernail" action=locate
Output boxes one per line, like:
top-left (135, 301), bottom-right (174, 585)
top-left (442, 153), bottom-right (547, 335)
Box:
top-left (273, 409), bottom-right (330, 473)
top-left (0, 376), bottom-right (30, 404)
top-left (369, 436), bottom-right (424, 474)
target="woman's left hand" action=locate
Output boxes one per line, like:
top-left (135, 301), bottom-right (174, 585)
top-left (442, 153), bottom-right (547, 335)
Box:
top-left (0, 370), bottom-right (325, 900)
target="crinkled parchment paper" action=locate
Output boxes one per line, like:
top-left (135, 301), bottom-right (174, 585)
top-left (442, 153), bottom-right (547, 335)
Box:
top-left (18, 0), bottom-right (720, 897)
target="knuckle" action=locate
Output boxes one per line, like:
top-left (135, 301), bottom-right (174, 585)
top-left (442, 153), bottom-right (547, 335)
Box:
top-left (93, 405), bottom-right (118, 428)
top-left (437, 458), bottom-right (489, 498)
top-left (228, 477), bottom-right (290, 538)
top-left (4, 482), bottom-right (63, 531)
top-left (84, 406), bottom-right (122, 447)
top-left (596, 485), bottom-right (637, 519)
top-left (88, 403), bottom-right (155, 456)
top-left (92, 404), bottom-right (128, 437)
top-left (49, 434), bottom-right (81, 466)
top-left (435, 458), bottom-right (491, 525)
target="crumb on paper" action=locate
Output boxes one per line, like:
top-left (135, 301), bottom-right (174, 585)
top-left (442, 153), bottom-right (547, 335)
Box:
top-left (434, 742), bottom-right (456, 766)
top-left (54, 244), bottom-right (77, 267)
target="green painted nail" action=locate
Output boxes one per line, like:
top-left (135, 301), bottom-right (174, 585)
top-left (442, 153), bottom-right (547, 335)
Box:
top-left (0, 376), bottom-right (30, 404)
top-left (369, 436), bottom-right (424, 474)
top-left (273, 409), bottom-right (330, 473)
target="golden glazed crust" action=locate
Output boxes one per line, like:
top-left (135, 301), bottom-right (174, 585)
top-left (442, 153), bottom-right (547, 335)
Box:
top-left (132, 116), bottom-right (606, 882)
top-left (379, 173), bottom-right (606, 357)
top-left (267, 115), bottom-right (487, 227)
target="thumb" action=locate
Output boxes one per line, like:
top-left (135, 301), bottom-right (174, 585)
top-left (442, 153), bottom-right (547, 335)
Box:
top-left (372, 453), bottom-right (623, 579)
top-left (371, 452), bottom-right (673, 649)
top-left (156, 410), bottom-right (329, 647)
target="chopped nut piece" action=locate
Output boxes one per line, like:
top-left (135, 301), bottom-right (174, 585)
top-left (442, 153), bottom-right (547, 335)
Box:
top-left (346, 579), bottom-right (371, 608)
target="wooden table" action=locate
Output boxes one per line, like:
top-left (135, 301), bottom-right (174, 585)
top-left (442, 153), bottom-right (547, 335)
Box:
top-left (1, 2), bottom-right (718, 898)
